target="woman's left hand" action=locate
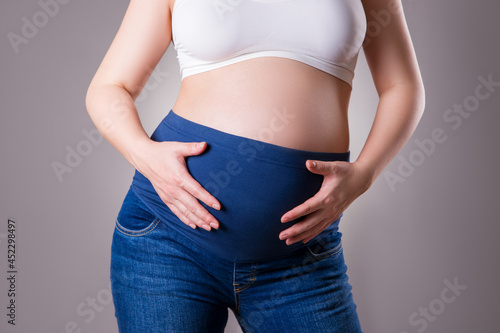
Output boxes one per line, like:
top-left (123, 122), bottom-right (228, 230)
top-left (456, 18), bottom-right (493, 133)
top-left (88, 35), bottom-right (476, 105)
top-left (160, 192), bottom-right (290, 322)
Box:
top-left (279, 159), bottom-right (373, 245)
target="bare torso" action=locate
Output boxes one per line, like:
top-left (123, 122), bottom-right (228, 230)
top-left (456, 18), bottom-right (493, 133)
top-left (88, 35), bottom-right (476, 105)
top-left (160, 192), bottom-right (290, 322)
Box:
top-left (172, 57), bottom-right (352, 153)
top-left (169, 3), bottom-right (352, 154)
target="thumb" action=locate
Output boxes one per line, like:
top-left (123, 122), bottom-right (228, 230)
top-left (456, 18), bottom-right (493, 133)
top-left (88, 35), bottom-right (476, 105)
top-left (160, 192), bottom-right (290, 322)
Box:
top-left (181, 141), bottom-right (208, 157)
top-left (306, 160), bottom-right (336, 175)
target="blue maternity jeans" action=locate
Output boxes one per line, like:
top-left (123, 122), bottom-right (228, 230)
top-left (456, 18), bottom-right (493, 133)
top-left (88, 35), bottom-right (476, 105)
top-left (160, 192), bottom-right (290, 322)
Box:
top-left (110, 110), bottom-right (362, 332)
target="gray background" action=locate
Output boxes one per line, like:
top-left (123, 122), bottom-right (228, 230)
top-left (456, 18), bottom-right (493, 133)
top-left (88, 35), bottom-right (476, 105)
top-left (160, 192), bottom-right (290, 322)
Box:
top-left (1, 0), bottom-right (498, 332)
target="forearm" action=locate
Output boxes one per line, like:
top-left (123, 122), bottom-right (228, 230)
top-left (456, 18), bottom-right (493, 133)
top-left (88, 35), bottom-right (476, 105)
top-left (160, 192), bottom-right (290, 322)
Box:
top-left (355, 82), bottom-right (426, 186)
top-left (85, 83), bottom-right (152, 170)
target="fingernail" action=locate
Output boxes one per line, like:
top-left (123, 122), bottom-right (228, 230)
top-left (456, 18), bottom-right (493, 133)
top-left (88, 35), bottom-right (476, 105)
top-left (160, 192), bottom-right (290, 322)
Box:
top-left (280, 233), bottom-right (288, 240)
top-left (281, 216), bottom-right (289, 223)
top-left (189, 223), bottom-right (196, 229)
top-left (311, 161), bottom-right (317, 168)
top-left (197, 142), bottom-right (205, 149)
top-left (210, 222), bottom-right (218, 229)
top-left (202, 224), bottom-right (211, 231)
top-left (212, 203), bottom-right (220, 210)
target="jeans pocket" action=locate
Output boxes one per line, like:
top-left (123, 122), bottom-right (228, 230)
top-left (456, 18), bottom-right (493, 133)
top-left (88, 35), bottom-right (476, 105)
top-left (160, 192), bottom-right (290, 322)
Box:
top-left (115, 187), bottom-right (160, 237)
top-left (306, 230), bottom-right (343, 261)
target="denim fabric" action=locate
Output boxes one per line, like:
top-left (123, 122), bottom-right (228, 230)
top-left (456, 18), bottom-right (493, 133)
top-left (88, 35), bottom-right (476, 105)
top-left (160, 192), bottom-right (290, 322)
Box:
top-left (110, 187), bottom-right (362, 332)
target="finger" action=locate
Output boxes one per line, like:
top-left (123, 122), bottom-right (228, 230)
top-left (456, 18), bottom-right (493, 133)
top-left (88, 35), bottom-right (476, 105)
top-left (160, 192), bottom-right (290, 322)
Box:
top-left (299, 215), bottom-right (341, 244)
top-left (281, 193), bottom-right (326, 223)
top-left (297, 219), bottom-right (331, 244)
top-left (285, 218), bottom-right (331, 245)
top-left (167, 203), bottom-right (197, 229)
top-left (171, 198), bottom-right (213, 231)
top-left (177, 169), bottom-right (221, 210)
top-left (279, 210), bottom-right (323, 241)
top-left (176, 141), bottom-right (208, 158)
top-left (305, 159), bottom-right (329, 175)
top-left (301, 228), bottom-right (325, 244)
top-left (305, 159), bottom-right (338, 176)
top-left (172, 190), bottom-right (219, 230)
top-left (171, 142), bottom-right (222, 210)
top-left (158, 185), bottom-right (219, 230)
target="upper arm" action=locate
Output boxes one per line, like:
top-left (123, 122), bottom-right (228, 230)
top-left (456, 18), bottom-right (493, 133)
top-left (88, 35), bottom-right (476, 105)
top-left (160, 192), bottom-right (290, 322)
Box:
top-left (360, 0), bottom-right (424, 95)
top-left (88, 0), bottom-right (173, 100)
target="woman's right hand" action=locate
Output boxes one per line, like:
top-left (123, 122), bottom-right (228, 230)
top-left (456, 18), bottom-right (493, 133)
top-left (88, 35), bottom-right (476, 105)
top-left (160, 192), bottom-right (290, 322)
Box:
top-left (132, 140), bottom-right (221, 232)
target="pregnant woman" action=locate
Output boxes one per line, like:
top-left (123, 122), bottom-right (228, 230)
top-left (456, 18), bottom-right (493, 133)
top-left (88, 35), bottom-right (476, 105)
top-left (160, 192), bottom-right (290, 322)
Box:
top-left (86, 0), bottom-right (425, 332)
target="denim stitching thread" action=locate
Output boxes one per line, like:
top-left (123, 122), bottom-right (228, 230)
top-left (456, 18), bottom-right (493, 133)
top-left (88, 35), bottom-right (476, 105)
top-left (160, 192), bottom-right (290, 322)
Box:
top-left (233, 263), bottom-right (257, 312)
top-left (306, 240), bottom-right (343, 261)
top-left (234, 263), bottom-right (257, 293)
top-left (115, 218), bottom-right (160, 237)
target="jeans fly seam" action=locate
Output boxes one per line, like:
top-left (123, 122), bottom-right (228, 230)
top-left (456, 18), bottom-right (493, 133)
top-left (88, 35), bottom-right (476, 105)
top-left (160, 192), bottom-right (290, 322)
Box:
top-left (233, 263), bottom-right (238, 312)
top-left (234, 263), bottom-right (257, 293)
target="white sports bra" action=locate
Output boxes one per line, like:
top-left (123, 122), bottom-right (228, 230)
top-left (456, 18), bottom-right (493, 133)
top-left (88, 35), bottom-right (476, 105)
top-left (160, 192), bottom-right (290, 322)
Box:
top-left (171, 0), bottom-right (367, 87)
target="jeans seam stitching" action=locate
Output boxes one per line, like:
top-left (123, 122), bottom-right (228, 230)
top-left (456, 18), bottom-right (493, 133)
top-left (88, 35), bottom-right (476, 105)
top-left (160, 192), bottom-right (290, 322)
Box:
top-left (233, 263), bottom-right (257, 293)
top-left (233, 263), bottom-right (239, 312)
top-left (306, 240), bottom-right (343, 260)
top-left (239, 315), bottom-right (251, 333)
top-left (233, 263), bottom-right (257, 313)
top-left (115, 218), bottom-right (160, 237)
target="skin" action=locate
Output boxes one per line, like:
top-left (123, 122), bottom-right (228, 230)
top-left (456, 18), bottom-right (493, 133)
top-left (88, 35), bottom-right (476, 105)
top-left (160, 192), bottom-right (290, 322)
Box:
top-left (86, 0), bottom-right (425, 244)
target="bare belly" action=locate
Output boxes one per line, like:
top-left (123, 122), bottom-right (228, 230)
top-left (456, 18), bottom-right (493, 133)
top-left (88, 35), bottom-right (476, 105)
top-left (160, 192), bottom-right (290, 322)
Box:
top-left (171, 57), bottom-right (352, 153)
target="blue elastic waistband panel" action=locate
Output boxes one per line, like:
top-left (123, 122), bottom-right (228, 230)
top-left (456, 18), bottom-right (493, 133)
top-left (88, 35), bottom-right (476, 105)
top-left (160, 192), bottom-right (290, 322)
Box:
top-left (131, 110), bottom-right (350, 263)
